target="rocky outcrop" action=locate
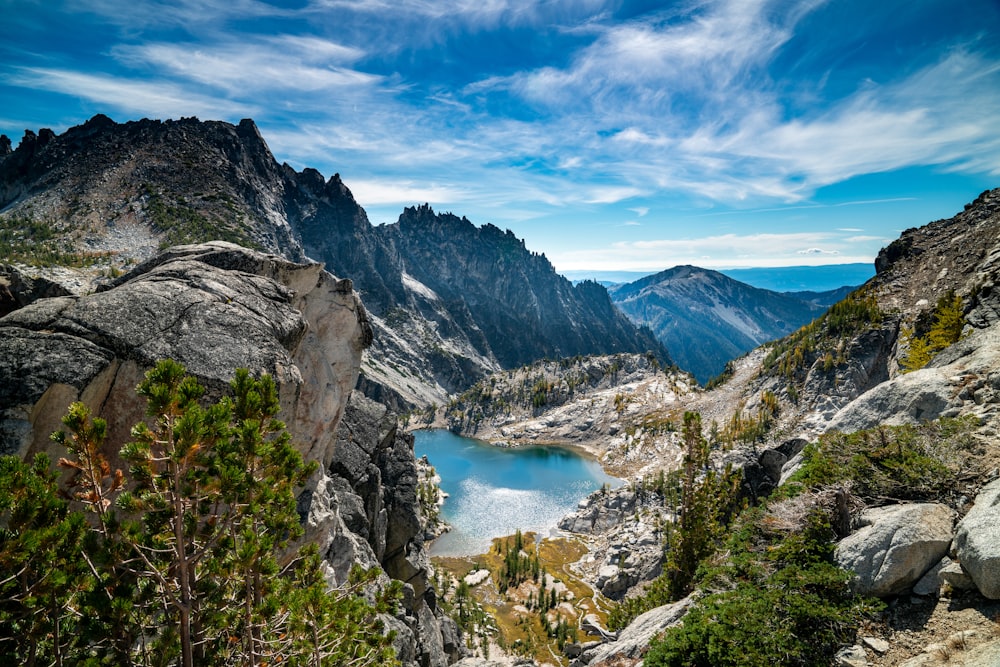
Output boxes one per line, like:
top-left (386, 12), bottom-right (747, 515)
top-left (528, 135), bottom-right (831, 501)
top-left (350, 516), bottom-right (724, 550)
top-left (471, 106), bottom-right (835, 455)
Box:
top-left (0, 264), bottom-right (73, 317)
top-left (952, 478), bottom-right (1000, 599)
top-left (825, 326), bottom-right (1000, 434)
top-left (575, 596), bottom-right (693, 666)
top-left (560, 485), bottom-right (667, 599)
top-left (745, 189), bottom-right (1000, 444)
top-left (330, 391), bottom-right (464, 666)
top-left (835, 504), bottom-right (955, 597)
top-left (0, 241), bottom-right (460, 667)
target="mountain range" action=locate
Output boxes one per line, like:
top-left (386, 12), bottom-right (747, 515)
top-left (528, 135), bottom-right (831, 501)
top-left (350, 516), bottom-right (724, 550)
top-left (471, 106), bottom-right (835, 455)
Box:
top-left (4, 112), bottom-right (1000, 666)
top-left (0, 115), bottom-right (666, 407)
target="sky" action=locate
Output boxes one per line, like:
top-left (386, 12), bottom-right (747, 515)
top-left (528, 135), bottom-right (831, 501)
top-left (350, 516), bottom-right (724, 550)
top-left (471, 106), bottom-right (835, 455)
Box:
top-left (2, 0), bottom-right (999, 274)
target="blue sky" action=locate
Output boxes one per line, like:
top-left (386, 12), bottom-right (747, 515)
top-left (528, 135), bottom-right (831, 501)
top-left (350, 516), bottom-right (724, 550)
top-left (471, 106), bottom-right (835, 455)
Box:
top-left (2, 0), bottom-right (999, 273)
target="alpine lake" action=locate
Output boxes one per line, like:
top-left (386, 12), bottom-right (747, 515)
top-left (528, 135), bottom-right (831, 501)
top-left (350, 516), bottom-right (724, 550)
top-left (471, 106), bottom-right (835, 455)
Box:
top-left (413, 429), bottom-right (623, 662)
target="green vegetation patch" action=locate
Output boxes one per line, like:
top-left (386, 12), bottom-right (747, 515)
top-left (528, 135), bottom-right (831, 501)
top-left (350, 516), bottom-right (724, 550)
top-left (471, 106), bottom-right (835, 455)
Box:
top-left (761, 287), bottom-right (883, 381)
top-left (0, 213), bottom-right (109, 267)
top-left (144, 186), bottom-right (259, 250)
top-left (645, 509), bottom-right (880, 667)
top-left (784, 416), bottom-right (981, 503)
top-left (901, 290), bottom-right (966, 372)
top-left (0, 360), bottom-right (398, 667)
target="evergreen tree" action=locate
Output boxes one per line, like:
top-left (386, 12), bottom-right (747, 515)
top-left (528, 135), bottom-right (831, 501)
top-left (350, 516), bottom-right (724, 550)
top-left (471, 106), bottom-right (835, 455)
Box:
top-left (0, 454), bottom-right (90, 665)
top-left (44, 359), bottom-right (399, 667)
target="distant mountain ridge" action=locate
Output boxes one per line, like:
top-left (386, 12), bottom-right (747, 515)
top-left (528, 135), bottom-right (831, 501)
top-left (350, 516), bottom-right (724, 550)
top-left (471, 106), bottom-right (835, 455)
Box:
top-left (609, 265), bottom-right (832, 383)
top-left (565, 263), bottom-right (873, 293)
top-left (0, 115), bottom-right (666, 406)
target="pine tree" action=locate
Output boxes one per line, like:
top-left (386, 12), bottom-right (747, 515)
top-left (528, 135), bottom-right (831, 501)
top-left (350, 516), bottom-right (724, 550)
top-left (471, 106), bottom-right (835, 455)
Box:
top-left (8, 359), bottom-right (407, 667)
top-left (0, 454), bottom-right (91, 665)
top-left (665, 412), bottom-right (739, 600)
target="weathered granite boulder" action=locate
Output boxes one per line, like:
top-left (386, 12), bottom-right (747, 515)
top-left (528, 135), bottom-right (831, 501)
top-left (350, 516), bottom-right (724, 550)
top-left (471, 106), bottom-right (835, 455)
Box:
top-left (580, 595), bottom-right (693, 666)
top-left (825, 326), bottom-right (1000, 434)
top-left (0, 264), bottom-right (73, 317)
top-left (0, 242), bottom-right (370, 464)
top-left (835, 503), bottom-right (955, 597)
top-left (834, 645), bottom-right (869, 667)
top-left (953, 477), bottom-right (1000, 599)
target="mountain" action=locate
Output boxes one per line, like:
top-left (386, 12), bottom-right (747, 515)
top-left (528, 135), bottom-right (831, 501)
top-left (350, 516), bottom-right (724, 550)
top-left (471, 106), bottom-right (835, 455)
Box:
top-left (0, 115), bottom-right (667, 406)
top-left (562, 263), bottom-right (873, 293)
top-left (758, 187), bottom-right (1000, 436)
top-left (608, 265), bottom-right (827, 383)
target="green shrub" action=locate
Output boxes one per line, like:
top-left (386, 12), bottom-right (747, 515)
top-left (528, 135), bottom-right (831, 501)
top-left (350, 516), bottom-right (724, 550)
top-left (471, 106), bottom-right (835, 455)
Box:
top-left (784, 417), bottom-right (979, 502)
top-left (901, 291), bottom-right (965, 372)
top-left (645, 511), bottom-right (879, 667)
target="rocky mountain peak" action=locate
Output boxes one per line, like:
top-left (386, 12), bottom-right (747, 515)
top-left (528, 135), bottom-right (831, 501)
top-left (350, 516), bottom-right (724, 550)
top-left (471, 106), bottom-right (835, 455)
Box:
top-left (0, 114), bottom-right (669, 408)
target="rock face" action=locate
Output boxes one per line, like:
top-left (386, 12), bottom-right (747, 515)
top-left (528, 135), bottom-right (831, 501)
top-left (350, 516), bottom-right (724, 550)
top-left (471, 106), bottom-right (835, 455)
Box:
top-left (577, 596), bottom-right (693, 666)
top-left (745, 188), bottom-right (1000, 442)
top-left (0, 116), bottom-right (667, 408)
top-left (0, 264), bottom-right (72, 317)
top-left (0, 242), bottom-right (459, 667)
top-left (610, 265), bottom-right (828, 383)
top-left (559, 485), bottom-right (668, 599)
top-left (953, 478), bottom-right (1000, 599)
top-left (834, 504), bottom-right (955, 597)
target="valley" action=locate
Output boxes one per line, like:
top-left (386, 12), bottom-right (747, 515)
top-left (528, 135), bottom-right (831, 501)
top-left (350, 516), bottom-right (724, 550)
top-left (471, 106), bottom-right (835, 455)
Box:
top-left (1, 116), bottom-right (1000, 667)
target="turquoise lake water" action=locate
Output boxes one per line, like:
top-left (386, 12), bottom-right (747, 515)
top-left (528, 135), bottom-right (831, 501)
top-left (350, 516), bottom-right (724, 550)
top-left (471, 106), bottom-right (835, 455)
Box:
top-left (413, 429), bottom-right (620, 556)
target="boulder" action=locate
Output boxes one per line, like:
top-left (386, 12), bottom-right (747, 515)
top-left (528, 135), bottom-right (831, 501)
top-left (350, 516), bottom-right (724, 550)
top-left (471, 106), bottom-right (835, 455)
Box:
top-left (953, 477), bottom-right (1000, 598)
top-left (582, 596), bottom-right (692, 665)
top-left (0, 264), bottom-right (73, 317)
top-left (834, 645), bottom-right (869, 667)
top-left (939, 559), bottom-right (977, 591)
top-left (912, 557), bottom-right (949, 597)
top-left (835, 504), bottom-right (955, 597)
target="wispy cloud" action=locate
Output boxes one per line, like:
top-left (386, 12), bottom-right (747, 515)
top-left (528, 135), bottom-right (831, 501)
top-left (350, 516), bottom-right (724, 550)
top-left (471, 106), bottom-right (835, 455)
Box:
top-left (2, 0), bottom-right (997, 271)
top-left (549, 231), bottom-right (880, 271)
top-left (66, 0), bottom-right (290, 30)
top-left (346, 179), bottom-right (469, 206)
top-left (6, 67), bottom-right (255, 119)
top-left (114, 38), bottom-right (380, 96)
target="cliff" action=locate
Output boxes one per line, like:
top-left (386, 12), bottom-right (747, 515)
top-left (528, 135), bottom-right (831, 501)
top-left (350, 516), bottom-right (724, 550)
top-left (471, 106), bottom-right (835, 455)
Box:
top-left (0, 241), bottom-right (461, 666)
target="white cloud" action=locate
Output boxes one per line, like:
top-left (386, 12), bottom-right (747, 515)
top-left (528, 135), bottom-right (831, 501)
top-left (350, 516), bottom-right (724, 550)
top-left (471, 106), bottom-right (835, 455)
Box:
top-left (6, 67), bottom-right (255, 119)
top-left (66, 0), bottom-right (290, 29)
top-left (584, 186), bottom-right (645, 204)
top-left (628, 206), bottom-right (649, 217)
top-left (114, 38), bottom-right (380, 96)
top-left (549, 231), bottom-right (880, 271)
top-left (309, 0), bottom-right (608, 29)
top-left (347, 179), bottom-right (469, 207)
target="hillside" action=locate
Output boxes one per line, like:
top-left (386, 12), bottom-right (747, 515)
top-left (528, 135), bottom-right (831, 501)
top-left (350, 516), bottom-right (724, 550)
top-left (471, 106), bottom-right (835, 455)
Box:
top-left (444, 189), bottom-right (1000, 667)
top-left (0, 116), bottom-right (666, 407)
top-left (609, 265), bottom-right (827, 383)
